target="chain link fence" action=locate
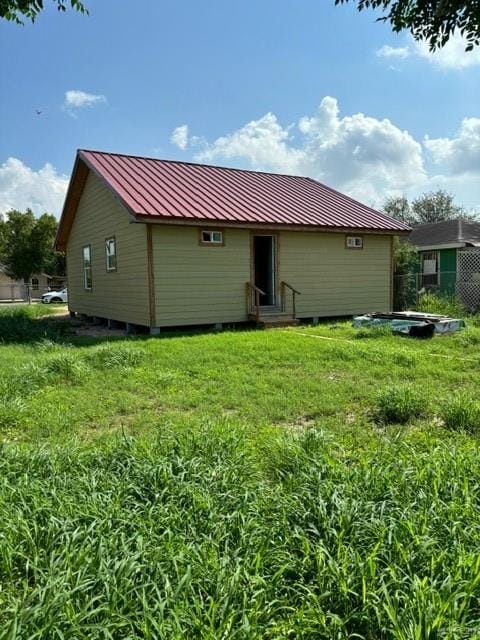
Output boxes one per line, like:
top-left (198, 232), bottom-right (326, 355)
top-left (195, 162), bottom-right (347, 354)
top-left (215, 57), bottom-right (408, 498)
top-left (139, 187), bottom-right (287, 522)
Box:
top-left (394, 269), bottom-right (480, 313)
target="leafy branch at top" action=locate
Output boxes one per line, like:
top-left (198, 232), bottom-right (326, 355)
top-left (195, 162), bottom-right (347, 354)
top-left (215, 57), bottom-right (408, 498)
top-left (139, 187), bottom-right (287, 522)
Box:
top-left (0, 0), bottom-right (88, 24)
top-left (335, 1), bottom-right (480, 51)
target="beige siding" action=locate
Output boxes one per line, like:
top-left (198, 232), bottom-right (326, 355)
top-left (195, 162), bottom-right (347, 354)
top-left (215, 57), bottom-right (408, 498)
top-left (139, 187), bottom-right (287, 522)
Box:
top-left (152, 226), bottom-right (251, 326)
top-left (279, 231), bottom-right (392, 316)
top-left (66, 172), bottom-right (150, 325)
top-left (151, 226), bottom-right (392, 327)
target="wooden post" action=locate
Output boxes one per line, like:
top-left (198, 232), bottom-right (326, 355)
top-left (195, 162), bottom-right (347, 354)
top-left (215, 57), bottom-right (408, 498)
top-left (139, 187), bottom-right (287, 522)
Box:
top-left (292, 292), bottom-right (296, 319)
top-left (255, 289), bottom-right (260, 325)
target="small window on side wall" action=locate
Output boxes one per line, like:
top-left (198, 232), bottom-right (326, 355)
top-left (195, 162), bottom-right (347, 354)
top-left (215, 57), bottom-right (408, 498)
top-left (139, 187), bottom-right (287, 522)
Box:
top-left (346, 235), bottom-right (363, 249)
top-left (200, 229), bottom-right (223, 245)
top-left (105, 237), bottom-right (117, 271)
top-left (83, 245), bottom-right (92, 290)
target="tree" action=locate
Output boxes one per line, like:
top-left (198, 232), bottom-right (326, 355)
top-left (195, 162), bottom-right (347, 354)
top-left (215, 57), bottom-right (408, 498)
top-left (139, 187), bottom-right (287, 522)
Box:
top-left (384, 189), bottom-right (477, 226)
top-left (0, 209), bottom-right (64, 282)
top-left (334, 1), bottom-right (480, 51)
top-left (411, 189), bottom-right (466, 224)
top-left (383, 195), bottom-right (416, 226)
top-left (0, 0), bottom-right (87, 24)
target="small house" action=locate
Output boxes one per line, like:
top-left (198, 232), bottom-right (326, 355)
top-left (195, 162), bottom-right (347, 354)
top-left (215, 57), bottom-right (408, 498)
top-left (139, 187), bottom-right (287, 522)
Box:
top-left (408, 219), bottom-right (480, 296)
top-left (55, 150), bottom-right (409, 332)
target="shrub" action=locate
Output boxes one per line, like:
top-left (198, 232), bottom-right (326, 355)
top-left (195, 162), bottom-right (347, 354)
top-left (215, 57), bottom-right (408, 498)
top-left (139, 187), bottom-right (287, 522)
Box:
top-left (441, 394), bottom-right (480, 434)
top-left (375, 385), bottom-right (426, 425)
top-left (416, 292), bottom-right (464, 318)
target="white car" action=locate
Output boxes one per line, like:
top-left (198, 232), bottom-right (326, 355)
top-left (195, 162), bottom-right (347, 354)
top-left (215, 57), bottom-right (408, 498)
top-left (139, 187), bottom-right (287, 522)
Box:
top-left (42, 288), bottom-right (68, 304)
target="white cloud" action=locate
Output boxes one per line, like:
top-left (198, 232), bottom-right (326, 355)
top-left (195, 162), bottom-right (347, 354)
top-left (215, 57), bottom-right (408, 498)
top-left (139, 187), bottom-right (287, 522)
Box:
top-left (63, 90), bottom-right (107, 111)
top-left (170, 124), bottom-right (189, 150)
top-left (0, 158), bottom-right (69, 218)
top-left (413, 33), bottom-right (480, 69)
top-left (424, 118), bottom-right (480, 176)
top-left (376, 34), bottom-right (480, 70)
top-left (376, 45), bottom-right (410, 59)
top-left (195, 96), bottom-right (427, 205)
top-left (197, 113), bottom-right (303, 174)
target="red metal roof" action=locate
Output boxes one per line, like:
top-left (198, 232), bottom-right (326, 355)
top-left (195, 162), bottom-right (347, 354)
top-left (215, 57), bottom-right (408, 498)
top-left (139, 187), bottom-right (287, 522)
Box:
top-left (70, 149), bottom-right (411, 234)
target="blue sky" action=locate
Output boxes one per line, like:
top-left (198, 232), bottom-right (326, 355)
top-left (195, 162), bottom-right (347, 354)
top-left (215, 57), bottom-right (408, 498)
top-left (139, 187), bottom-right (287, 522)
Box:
top-left (0, 0), bottom-right (479, 217)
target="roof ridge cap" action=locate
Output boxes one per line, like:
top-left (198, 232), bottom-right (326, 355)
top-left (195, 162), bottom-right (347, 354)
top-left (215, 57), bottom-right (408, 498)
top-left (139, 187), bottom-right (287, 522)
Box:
top-left (78, 149), bottom-right (309, 180)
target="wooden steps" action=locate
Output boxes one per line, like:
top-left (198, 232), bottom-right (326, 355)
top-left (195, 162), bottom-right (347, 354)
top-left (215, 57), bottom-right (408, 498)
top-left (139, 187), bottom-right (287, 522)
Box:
top-left (249, 311), bottom-right (300, 328)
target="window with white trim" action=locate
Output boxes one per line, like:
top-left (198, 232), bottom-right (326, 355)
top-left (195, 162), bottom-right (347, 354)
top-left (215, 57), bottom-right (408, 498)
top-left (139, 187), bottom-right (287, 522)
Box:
top-left (346, 236), bottom-right (363, 249)
top-left (83, 245), bottom-right (92, 290)
top-left (105, 237), bottom-right (117, 271)
top-left (201, 230), bottom-right (223, 245)
top-left (421, 251), bottom-right (439, 287)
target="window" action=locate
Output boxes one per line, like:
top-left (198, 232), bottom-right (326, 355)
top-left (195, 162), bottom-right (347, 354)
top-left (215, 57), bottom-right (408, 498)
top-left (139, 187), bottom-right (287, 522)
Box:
top-left (31, 277), bottom-right (39, 291)
top-left (421, 251), bottom-right (439, 287)
top-left (200, 229), bottom-right (223, 245)
top-left (346, 236), bottom-right (363, 249)
top-left (83, 245), bottom-right (92, 290)
top-left (105, 237), bottom-right (117, 271)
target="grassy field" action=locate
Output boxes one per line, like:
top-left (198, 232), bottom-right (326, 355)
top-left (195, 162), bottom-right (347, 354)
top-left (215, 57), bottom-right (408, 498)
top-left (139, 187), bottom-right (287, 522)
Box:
top-left (0, 305), bottom-right (479, 638)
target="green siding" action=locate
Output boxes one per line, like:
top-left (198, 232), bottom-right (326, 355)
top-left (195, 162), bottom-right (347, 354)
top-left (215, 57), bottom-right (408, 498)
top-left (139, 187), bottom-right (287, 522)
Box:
top-left (417, 248), bottom-right (457, 295)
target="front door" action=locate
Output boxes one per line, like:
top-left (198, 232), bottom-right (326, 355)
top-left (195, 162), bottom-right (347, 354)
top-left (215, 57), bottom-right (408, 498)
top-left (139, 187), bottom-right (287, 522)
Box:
top-left (253, 235), bottom-right (277, 306)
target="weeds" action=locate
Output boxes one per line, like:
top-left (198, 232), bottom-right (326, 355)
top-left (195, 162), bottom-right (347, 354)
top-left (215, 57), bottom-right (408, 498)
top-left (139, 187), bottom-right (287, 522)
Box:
top-left (375, 385), bottom-right (427, 424)
top-left (85, 343), bottom-right (145, 369)
top-left (441, 393), bottom-right (480, 434)
top-left (416, 292), bottom-right (464, 318)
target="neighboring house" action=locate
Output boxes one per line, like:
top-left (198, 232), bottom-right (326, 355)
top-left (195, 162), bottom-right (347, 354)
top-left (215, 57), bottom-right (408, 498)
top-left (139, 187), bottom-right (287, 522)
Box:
top-left (55, 149), bottom-right (409, 332)
top-left (0, 264), bottom-right (23, 301)
top-left (0, 265), bottom-right (66, 301)
top-left (408, 219), bottom-right (480, 296)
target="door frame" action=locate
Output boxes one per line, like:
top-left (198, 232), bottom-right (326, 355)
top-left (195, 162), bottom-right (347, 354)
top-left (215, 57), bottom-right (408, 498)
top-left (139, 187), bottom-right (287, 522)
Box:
top-left (250, 231), bottom-right (280, 308)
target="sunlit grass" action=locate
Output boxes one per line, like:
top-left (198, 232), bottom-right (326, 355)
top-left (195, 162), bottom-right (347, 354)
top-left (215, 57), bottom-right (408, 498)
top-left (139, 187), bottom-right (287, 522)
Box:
top-left (0, 307), bottom-right (480, 636)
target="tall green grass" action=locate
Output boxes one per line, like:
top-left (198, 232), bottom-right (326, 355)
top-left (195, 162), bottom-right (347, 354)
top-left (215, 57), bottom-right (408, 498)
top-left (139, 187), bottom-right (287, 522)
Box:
top-left (0, 425), bottom-right (479, 638)
top-left (0, 304), bottom-right (67, 343)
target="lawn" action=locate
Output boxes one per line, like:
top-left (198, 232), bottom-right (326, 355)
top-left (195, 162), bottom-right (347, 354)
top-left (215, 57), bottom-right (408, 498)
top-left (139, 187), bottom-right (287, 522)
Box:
top-left (0, 305), bottom-right (479, 639)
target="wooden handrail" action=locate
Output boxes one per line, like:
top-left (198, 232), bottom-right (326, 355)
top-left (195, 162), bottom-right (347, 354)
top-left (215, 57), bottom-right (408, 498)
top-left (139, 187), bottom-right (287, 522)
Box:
top-left (281, 281), bottom-right (301, 295)
top-left (246, 282), bottom-right (266, 325)
top-left (281, 281), bottom-right (301, 319)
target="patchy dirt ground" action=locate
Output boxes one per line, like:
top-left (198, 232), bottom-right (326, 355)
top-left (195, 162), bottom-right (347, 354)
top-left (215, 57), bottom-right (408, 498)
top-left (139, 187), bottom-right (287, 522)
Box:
top-left (46, 309), bottom-right (128, 338)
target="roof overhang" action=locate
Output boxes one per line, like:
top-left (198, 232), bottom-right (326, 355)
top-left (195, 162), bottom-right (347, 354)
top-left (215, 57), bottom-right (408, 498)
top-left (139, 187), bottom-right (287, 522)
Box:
top-left (413, 242), bottom-right (467, 251)
top-left (133, 214), bottom-right (410, 236)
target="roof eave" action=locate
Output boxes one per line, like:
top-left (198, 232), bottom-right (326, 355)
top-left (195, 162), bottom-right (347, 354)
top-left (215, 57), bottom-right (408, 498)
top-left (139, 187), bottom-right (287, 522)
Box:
top-left (133, 212), bottom-right (410, 234)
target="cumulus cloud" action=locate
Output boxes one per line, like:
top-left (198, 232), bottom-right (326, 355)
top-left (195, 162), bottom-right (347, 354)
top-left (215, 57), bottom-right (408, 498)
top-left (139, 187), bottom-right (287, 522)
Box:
top-left (0, 158), bottom-right (69, 218)
top-left (63, 90), bottom-right (107, 112)
top-left (375, 34), bottom-right (480, 69)
top-left (376, 45), bottom-right (410, 59)
top-left (170, 124), bottom-right (189, 150)
top-left (195, 96), bottom-right (427, 204)
top-left (197, 113), bottom-right (303, 174)
top-left (424, 118), bottom-right (480, 176)
top-left (413, 33), bottom-right (480, 69)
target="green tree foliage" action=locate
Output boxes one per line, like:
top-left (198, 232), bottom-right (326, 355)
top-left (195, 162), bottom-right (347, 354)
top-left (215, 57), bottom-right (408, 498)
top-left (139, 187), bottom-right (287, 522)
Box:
top-left (0, 0), bottom-right (87, 24)
top-left (411, 189), bottom-right (467, 224)
top-left (383, 195), bottom-right (417, 226)
top-left (384, 189), bottom-right (476, 227)
top-left (0, 209), bottom-right (65, 281)
top-left (335, 1), bottom-right (480, 51)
